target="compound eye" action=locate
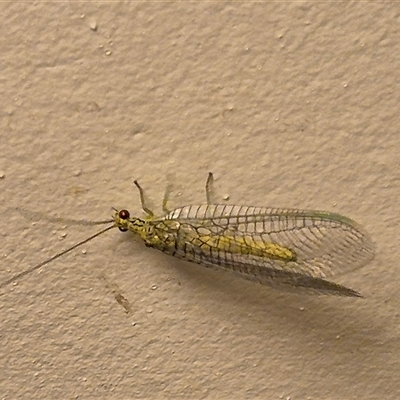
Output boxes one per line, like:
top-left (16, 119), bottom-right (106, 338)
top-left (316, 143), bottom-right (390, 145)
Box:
top-left (119, 209), bottom-right (130, 220)
top-left (118, 227), bottom-right (128, 232)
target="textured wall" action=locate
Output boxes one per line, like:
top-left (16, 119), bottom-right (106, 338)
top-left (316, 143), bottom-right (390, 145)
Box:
top-left (1, 3), bottom-right (399, 399)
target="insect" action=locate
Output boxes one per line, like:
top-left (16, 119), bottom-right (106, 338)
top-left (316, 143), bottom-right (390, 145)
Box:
top-left (1, 173), bottom-right (374, 297)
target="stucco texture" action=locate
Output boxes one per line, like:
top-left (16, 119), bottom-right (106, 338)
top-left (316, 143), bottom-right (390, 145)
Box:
top-left (1, 2), bottom-right (399, 399)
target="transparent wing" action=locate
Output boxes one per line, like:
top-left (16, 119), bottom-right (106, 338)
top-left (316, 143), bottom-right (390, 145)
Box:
top-left (165, 204), bottom-right (375, 285)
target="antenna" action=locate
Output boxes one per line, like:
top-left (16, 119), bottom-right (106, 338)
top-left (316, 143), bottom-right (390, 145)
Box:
top-left (1, 224), bottom-right (115, 289)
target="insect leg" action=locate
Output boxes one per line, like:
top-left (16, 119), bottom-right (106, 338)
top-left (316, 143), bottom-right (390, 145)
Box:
top-left (133, 180), bottom-right (154, 217)
top-left (206, 172), bottom-right (215, 205)
top-left (162, 182), bottom-right (173, 214)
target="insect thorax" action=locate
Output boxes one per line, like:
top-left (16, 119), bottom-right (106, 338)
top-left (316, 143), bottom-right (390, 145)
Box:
top-left (136, 219), bottom-right (181, 253)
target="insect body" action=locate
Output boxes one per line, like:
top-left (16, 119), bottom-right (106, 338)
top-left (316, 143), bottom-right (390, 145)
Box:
top-left (113, 174), bottom-right (374, 297)
top-left (1, 173), bottom-right (375, 296)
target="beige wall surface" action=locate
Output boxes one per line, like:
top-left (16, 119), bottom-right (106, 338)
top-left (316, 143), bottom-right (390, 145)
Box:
top-left (1, 2), bottom-right (399, 399)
